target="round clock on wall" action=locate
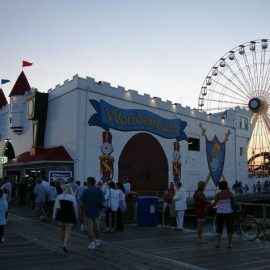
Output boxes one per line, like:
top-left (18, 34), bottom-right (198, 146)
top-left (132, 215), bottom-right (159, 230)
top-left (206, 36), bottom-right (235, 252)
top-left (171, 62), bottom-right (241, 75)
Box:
top-left (27, 99), bottom-right (34, 119)
top-left (100, 142), bottom-right (113, 155)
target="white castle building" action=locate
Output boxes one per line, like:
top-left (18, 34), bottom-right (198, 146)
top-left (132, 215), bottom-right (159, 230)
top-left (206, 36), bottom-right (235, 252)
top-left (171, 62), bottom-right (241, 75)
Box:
top-left (0, 72), bottom-right (251, 194)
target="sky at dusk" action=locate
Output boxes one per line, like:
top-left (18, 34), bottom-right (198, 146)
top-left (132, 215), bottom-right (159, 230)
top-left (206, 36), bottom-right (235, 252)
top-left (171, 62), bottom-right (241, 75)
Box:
top-left (1, 0), bottom-right (270, 109)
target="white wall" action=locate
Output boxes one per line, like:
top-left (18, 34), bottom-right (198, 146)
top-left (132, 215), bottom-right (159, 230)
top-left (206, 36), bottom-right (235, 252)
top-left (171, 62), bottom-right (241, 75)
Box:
top-left (64, 75), bottom-right (251, 191)
top-left (0, 96), bottom-right (32, 157)
top-left (0, 74), bottom-right (251, 193)
top-left (45, 88), bottom-right (77, 155)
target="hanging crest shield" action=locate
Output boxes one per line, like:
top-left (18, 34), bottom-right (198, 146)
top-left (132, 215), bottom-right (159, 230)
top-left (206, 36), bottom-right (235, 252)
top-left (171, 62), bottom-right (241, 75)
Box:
top-left (206, 135), bottom-right (226, 186)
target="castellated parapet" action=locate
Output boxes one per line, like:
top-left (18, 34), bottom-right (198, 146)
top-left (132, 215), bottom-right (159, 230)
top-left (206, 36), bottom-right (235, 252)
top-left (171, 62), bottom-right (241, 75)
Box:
top-left (48, 74), bottom-right (250, 128)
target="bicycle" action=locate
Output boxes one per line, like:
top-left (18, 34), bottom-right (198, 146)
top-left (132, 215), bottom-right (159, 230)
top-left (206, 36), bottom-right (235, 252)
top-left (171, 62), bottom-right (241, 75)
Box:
top-left (212, 209), bottom-right (261, 241)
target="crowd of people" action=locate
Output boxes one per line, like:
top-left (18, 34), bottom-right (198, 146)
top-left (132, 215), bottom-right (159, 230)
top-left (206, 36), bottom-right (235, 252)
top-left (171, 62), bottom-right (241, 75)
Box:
top-left (163, 179), bottom-right (243, 249)
top-left (232, 179), bottom-right (270, 194)
top-left (1, 173), bottom-right (268, 250)
top-left (232, 180), bottom-right (248, 194)
top-left (0, 174), bottom-right (131, 250)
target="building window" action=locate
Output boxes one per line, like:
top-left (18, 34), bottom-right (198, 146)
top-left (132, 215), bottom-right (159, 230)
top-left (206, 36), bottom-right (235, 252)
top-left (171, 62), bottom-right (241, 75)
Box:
top-left (239, 116), bottom-right (248, 130)
top-left (240, 147), bottom-right (246, 157)
top-left (10, 96), bottom-right (19, 111)
top-left (188, 137), bottom-right (200, 151)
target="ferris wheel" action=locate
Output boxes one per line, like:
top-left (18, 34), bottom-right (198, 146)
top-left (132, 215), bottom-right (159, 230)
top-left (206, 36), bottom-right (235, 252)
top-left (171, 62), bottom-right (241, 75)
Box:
top-left (198, 39), bottom-right (270, 177)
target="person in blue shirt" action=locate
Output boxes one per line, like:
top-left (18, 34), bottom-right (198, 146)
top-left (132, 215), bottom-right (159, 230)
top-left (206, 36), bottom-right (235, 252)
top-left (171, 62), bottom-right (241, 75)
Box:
top-left (0, 189), bottom-right (8, 243)
top-left (80, 177), bottom-right (103, 250)
top-left (34, 178), bottom-right (47, 220)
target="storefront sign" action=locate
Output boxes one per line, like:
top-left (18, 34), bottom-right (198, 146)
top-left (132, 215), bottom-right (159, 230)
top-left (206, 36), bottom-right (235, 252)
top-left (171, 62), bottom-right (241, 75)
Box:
top-left (48, 171), bottom-right (72, 184)
top-left (88, 99), bottom-right (187, 141)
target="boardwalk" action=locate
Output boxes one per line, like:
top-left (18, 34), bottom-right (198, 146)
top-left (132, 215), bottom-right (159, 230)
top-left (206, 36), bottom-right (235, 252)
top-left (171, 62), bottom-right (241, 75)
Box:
top-left (1, 206), bottom-right (270, 270)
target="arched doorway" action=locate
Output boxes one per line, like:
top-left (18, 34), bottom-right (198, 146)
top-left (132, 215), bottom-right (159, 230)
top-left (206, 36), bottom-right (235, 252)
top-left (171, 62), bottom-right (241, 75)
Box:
top-left (118, 133), bottom-right (168, 195)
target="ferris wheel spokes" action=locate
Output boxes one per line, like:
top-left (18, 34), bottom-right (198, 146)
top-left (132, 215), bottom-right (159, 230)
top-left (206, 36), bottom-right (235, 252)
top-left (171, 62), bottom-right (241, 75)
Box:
top-left (198, 39), bottom-right (270, 176)
top-left (205, 87), bottom-right (248, 103)
top-left (243, 53), bottom-right (256, 92)
top-left (213, 71), bottom-right (252, 100)
top-left (233, 56), bottom-right (254, 94)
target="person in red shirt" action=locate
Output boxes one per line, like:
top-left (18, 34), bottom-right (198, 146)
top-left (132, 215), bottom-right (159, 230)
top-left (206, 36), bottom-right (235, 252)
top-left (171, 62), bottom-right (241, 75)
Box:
top-left (193, 181), bottom-right (208, 243)
top-left (163, 182), bottom-right (175, 227)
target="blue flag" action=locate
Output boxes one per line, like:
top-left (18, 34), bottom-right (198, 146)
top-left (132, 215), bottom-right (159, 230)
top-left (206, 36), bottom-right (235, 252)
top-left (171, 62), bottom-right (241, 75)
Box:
top-left (1, 79), bottom-right (10, 84)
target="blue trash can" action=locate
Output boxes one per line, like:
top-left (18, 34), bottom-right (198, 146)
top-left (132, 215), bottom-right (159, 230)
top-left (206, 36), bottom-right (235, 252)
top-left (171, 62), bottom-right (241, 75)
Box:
top-left (136, 196), bottom-right (159, 226)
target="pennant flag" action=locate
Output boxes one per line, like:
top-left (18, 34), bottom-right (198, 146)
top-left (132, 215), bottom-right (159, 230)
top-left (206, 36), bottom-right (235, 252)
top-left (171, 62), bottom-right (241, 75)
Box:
top-left (1, 79), bottom-right (10, 84)
top-left (22, 60), bottom-right (33, 67)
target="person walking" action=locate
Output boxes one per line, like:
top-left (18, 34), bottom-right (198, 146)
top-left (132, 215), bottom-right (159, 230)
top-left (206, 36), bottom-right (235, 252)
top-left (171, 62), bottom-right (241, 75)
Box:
top-left (213, 180), bottom-right (234, 248)
top-left (0, 189), bottom-right (8, 243)
top-left (27, 178), bottom-right (36, 209)
top-left (0, 177), bottom-right (12, 202)
top-left (40, 172), bottom-right (50, 189)
top-left (232, 180), bottom-right (239, 195)
top-left (104, 181), bottom-right (119, 233)
top-left (68, 177), bottom-right (79, 193)
top-left (116, 181), bottom-right (127, 231)
top-left (53, 184), bottom-right (78, 252)
top-left (256, 181), bottom-right (262, 192)
top-left (122, 176), bottom-right (131, 193)
top-left (46, 181), bottom-right (57, 221)
top-left (55, 179), bottom-right (63, 195)
top-left (253, 183), bottom-right (256, 193)
top-left (243, 184), bottom-right (249, 193)
top-left (80, 177), bottom-right (103, 250)
top-left (173, 181), bottom-right (187, 231)
top-left (193, 181), bottom-right (208, 244)
top-left (75, 181), bottom-right (88, 232)
top-left (34, 178), bottom-right (47, 221)
top-left (163, 181), bottom-right (175, 227)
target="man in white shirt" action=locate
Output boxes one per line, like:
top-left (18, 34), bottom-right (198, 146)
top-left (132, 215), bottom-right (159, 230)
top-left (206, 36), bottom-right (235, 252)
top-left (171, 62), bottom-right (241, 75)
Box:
top-left (123, 176), bottom-right (131, 193)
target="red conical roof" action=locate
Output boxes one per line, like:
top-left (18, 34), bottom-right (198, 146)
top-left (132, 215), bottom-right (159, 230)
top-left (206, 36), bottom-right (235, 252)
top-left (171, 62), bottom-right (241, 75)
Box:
top-left (9, 71), bottom-right (31, 97)
top-left (0, 88), bottom-right (8, 109)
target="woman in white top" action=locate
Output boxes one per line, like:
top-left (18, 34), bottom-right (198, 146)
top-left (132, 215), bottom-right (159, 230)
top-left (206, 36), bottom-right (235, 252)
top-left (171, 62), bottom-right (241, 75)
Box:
top-left (53, 184), bottom-right (78, 252)
top-left (173, 181), bottom-right (187, 231)
top-left (116, 182), bottom-right (127, 231)
top-left (213, 180), bottom-right (234, 248)
top-left (104, 182), bottom-right (119, 233)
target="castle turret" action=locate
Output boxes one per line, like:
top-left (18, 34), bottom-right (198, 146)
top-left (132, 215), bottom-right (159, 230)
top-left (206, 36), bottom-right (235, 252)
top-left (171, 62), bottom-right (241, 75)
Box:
top-left (0, 88), bottom-right (8, 140)
top-left (0, 88), bottom-right (8, 109)
top-left (9, 71), bottom-right (31, 134)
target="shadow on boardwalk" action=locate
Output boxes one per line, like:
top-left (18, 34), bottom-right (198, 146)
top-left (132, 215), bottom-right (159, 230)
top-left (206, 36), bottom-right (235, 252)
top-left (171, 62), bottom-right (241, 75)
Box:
top-left (1, 205), bottom-right (270, 270)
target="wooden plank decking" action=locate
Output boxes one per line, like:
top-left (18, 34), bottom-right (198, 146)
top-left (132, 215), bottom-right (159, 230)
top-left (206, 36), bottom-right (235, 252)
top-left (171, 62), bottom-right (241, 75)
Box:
top-left (1, 206), bottom-right (270, 270)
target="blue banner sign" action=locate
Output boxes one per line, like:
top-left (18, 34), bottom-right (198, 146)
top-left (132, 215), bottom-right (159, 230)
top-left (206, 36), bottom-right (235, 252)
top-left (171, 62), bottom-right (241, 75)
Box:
top-left (88, 99), bottom-right (187, 141)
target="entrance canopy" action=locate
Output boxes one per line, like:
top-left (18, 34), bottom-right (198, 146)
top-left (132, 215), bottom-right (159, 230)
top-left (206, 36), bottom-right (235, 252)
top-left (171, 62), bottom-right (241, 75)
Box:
top-left (4, 146), bottom-right (73, 166)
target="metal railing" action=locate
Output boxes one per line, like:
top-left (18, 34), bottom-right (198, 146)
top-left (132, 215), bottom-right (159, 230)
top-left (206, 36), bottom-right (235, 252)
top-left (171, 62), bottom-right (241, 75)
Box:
top-left (134, 188), bottom-right (220, 199)
top-left (132, 188), bottom-right (270, 200)
top-left (185, 188), bottom-right (219, 199)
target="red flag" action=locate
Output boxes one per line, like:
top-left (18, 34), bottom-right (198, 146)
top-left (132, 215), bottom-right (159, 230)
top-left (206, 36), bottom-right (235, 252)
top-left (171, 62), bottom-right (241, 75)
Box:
top-left (22, 60), bottom-right (33, 67)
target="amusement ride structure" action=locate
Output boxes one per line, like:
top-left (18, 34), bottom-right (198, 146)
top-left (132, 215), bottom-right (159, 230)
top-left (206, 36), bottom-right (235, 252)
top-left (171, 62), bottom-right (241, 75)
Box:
top-left (198, 39), bottom-right (270, 177)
